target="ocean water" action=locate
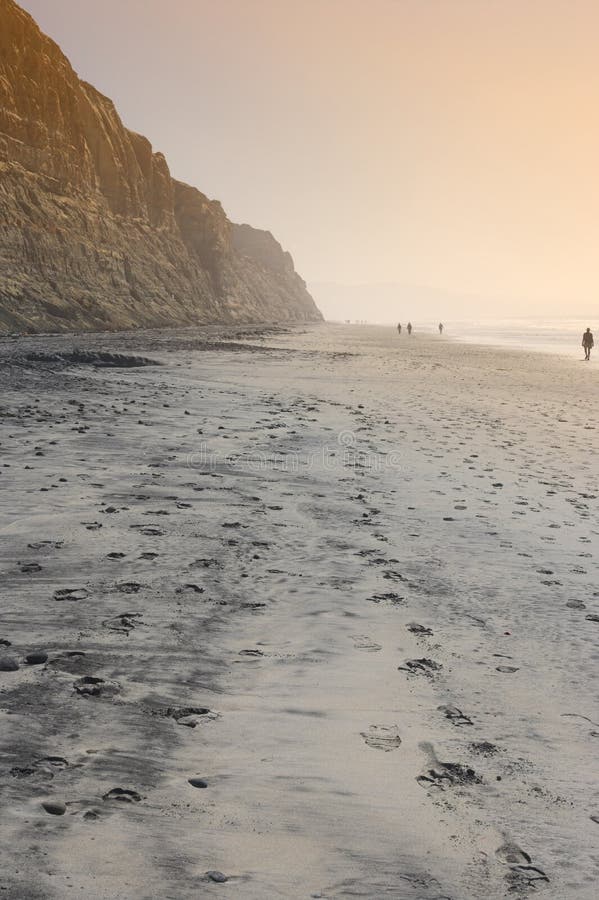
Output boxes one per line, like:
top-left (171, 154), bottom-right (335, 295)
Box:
top-left (416, 317), bottom-right (595, 358)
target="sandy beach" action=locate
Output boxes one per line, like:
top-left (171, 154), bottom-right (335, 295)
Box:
top-left (1, 324), bottom-right (598, 899)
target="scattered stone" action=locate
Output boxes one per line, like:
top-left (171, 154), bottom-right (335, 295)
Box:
top-left (206, 871), bottom-right (228, 884)
top-left (188, 777), bottom-right (208, 789)
top-left (0, 656), bottom-right (19, 671)
top-left (25, 651), bottom-right (48, 665)
top-left (42, 800), bottom-right (66, 816)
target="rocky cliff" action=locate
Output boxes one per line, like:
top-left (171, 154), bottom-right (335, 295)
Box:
top-left (0, 0), bottom-right (322, 332)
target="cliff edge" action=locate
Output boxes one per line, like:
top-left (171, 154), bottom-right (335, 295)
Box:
top-left (0, 0), bottom-right (322, 332)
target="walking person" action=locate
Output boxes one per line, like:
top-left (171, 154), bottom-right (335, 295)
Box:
top-left (407, 322), bottom-right (413, 336)
top-left (438, 322), bottom-right (443, 335)
top-left (582, 327), bottom-right (594, 360)
top-left (397, 322), bottom-right (402, 334)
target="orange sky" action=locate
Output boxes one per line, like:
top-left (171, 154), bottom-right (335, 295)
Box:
top-left (19, 0), bottom-right (599, 315)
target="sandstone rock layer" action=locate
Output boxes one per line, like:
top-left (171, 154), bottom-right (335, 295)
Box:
top-left (0, 0), bottom-right (322, 332)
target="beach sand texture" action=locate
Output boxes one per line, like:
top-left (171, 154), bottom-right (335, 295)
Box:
top-left (0, 324), bottom-right (597, 899)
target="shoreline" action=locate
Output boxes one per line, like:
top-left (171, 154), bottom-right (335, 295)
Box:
top-left (1, 324), bottom-right (598, 898)
top-left (1, 319), bottom-right (596, 378)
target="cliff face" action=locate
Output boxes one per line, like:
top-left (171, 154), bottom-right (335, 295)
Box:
top-left (0, 0), bottom-right (322, 332)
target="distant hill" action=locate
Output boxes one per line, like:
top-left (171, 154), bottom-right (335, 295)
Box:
top-left (0, 0), bottom-right (322, 332)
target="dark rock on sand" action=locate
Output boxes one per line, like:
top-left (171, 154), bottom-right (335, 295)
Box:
top-left (188, 778), bottom-right (209, 789)
top-left (25, 651), bottom-right (48, 665)
top-left (42, 800), bottom-right (67, 816)
top-left (0, 655), bottom-right (19, 671)
top-left (206, 871), bottom-right (228, 884)
top-left (23, 350), bottom-right (160, 368)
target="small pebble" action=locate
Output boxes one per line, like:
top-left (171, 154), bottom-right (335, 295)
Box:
top-left (0, 656), bottom-right (19, 672)
top-left (42, 800), bottom-right (66, 816)
top-left (188, 777), bottom-right (208, 789)
top-left (25, 651), bottom-right (48, 665)
top-left (206, 871), bottom-right (228, 883)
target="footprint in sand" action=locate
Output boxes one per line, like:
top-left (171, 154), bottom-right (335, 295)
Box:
top-left (153, 706), bottom-right (215, 728)
top-left (28, 540), bottom-right (63, 551)
top-left (20, 562), bottom-right (42, 574)
top-left (416, 742), bottom-right (481, 791)
top-left (103, 788), bottom-right (142, 803)
top-left (11, 755), bottom-right (70, 783)
top-left (48, 651), bottom-right (86, 674)
top-left (438, 705), bottom-right (473, 726)
top-left (115, 581), bottom-right (142, 594)
top-left (360, 725), bottom-right (402, 751)
top-left (54, 587), bottom-right (89, 602)
top-left (103, 612), bottom-right (144, 634)
top-left (407, 623), bottom-right (433, 636)
top-left (398, 658), bottom-right (441, 678)
top-left (350, 635), bottom-right (382, 652)
top-left (74, 676), bottom-right (120, 698)
top-left (368, 591), bottom-right (404, 606)
top-left (496, 841), bottom-right (549, 890)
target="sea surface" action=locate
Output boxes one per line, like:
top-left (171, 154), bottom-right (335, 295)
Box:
top-left (396, 317), bottom-right (595, 358)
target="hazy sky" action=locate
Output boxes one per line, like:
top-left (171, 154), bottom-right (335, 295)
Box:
top-left (18, 0), bottom-right (599, 316)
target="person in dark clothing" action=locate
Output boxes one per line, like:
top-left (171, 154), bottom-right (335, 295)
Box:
top-left (407, 322), bottom-right (413, 336)
top-left (582, 327), bottom-right (594, 360)
top-left (438, 323), bottom-right (443, 334)
top-left (397, 323), bottom-right (402, 334)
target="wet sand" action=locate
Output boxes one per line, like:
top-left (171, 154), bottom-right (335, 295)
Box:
top-left (1, 324), bottom-right (598, 899)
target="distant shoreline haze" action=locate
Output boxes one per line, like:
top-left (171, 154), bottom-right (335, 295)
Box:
top-left (310, 283), bottom-right (598, 323)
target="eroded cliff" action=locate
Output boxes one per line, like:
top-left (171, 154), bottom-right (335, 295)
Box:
top-left (0, 0), bottom-right (322, 332)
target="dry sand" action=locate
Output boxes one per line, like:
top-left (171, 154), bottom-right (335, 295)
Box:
top-left (0, 324), bottom-right (598, 899)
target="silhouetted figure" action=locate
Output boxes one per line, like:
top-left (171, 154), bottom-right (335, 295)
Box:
top-left (438, 322), bottom-right (443, 335)
top-left (397, 323), bottom-right (402, 334)
top-left (407, 322), bottom-right (413, 336)
top-left (582, 327), bottom-right (594, 360)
